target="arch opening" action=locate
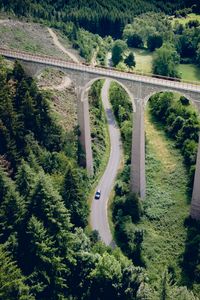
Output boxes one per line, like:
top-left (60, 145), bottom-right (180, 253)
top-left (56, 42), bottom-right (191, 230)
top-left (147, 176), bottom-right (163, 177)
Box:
top-left (144, 89), bottom-right (199, 110)
top-left (81, 77), bottom-right (136, 113)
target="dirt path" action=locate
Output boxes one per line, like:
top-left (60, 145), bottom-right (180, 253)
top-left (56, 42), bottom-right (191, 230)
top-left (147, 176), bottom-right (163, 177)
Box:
top-left (91, 46), bottom-right (99, 66)
top-left (48, 28), bottom-right (79, 63)
top-left (0, 19), bottom-right (10, 24)
top-left (106, 52), bottom-right (112, 67)
top-left (40, 28), bottom-right (79, 91)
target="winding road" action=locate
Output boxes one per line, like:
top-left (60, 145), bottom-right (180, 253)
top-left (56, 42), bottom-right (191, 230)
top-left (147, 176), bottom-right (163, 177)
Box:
top-left (2, 28), bottom-right (200, 246)
top-left (46, 29), bottom-right (121, 245)
top-left (91, 79), bottom-right (122, 246)
top-left (4, 41), bottom-right (200, 243)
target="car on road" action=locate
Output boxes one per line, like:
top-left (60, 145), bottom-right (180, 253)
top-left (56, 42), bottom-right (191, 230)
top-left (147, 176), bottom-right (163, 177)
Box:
top-left (95, 189), bottom-right (101, 200)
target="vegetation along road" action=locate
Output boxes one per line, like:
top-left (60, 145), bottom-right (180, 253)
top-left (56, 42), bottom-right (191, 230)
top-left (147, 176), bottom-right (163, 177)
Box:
top-left (91, 79), bottom-right (122, 246)
top-left (48, 29), bottom-right (121, 244)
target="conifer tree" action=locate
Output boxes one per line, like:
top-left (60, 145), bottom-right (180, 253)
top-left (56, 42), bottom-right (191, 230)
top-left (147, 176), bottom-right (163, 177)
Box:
top-left (26, 216), bottom-right (68, 299)
top-left (13, 61), bottom-right (26, 82)
top-left (160, 270), bottom-right (170, 300)
top-left (15, 161), bottom-right (37, 198)
top-left (0, 169), bottom-right (25, 242)
top-left (29, 174), bottom-right (75, 259)
top-left (61, 163), bottom-right (89, 228)
top-left (0, 244), bottom-right (34, 300)
top-left (124, 52), bottom-right (136, 68)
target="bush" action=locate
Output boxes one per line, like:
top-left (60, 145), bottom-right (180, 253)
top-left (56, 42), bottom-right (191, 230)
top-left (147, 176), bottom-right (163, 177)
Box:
top-left (147, 34), bottom-right (163, 51)
top-left (127, 33), bottom-right (144, 48)
top-left (180, 96), bottom-right (190, 106)
top-left (149, 92), bottom-right (200, 186)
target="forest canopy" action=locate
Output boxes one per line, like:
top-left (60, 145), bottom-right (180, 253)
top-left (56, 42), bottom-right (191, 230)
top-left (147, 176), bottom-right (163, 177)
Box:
top-left (0, 0), bottom-right (199, 38)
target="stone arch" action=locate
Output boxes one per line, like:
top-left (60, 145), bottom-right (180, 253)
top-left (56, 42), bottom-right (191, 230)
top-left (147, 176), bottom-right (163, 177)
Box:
top-left (80, 76), bottom-right (136, 111)
top-left (76, 76), bottom-right (137, 177)
top-left (143, 89), bottom-right (199, 109)
top-left (79, 76), bottom-right (146, 198)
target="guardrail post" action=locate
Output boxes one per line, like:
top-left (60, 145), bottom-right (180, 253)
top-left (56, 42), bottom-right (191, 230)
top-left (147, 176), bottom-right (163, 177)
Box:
top-left (76, 87), bottom-right (94, 176)
top-left (190, 134), bottom-right (200, 220)
top-left (130, 99), bottom-right (146, 198)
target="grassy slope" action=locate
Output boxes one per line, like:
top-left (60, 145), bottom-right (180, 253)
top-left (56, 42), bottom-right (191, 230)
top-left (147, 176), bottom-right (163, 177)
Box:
top-left (0, 18), bottom-right (71, 59)
top-left (0, 17), bottom-right (79, 132)
top-left (142, 106), bottom-right (190, 288)
top-left (178, 63), bottom-right (200, 82)
top-left (132, 48), bottom-right (153, 74)
top-left (37, 69), bottom-right (77, 132)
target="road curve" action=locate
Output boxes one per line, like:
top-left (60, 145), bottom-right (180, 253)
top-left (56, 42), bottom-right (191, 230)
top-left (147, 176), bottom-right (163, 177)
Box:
top-left (48, 28), bottom-right (122, 245)
top-left (90, 79), bottom-right (123, 246)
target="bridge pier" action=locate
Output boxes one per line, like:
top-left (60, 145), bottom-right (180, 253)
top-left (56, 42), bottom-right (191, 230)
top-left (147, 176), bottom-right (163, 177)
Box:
top-left (77, 88), bottom-right (94, 176)
top-left (130, 99), bottom-right (146, 198)
top-left (190, 135), bottom-right (200, 220)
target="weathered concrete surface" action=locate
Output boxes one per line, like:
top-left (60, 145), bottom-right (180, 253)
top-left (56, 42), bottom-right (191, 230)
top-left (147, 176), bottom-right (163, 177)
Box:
top-left (131, 99), bottom-right (146, 198)
top-left (191, 136), bottom-right (200, 220)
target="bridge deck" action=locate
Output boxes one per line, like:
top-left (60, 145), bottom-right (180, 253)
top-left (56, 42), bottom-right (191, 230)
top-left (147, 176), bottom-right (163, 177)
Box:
top-left (1, 47), bottom-right (200, 94)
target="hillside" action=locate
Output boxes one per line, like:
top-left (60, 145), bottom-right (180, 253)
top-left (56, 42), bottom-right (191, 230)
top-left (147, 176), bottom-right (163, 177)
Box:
top-left (1, 2), bottom-right (200, 298)
top-left (0, 18), bottom-right (74, 59)
top-left (0, 0), bottom-right (197, 38)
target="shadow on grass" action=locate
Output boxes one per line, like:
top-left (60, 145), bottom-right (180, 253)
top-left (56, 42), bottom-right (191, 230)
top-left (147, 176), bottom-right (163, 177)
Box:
top-left (146, 110), bottom-right (193, 203)
top-left (146, 105), bottom-right (200, 292)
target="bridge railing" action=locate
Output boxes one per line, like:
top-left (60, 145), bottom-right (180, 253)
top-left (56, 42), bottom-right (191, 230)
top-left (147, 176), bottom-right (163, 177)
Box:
top-left (0, 47), bottom-right (200, 91)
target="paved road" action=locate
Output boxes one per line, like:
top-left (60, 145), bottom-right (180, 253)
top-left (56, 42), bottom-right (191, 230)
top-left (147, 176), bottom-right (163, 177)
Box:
top-left (32, 33), bottom-right (121, 245)
top-left (90, 79), bottom-right (122, 246)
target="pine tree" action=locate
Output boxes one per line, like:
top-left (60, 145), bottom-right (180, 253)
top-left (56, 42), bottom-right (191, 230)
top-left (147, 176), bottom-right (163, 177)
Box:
top-left (15, 161), bottom-right (37, 198)
top-left (61, 163), bottom-right (89, 228)
top-left (16, 174), bottom-right (77, 298)
top-left (29, 174), bottom-right (75, 259)
top-left (0, 169), bottom-right (25, 242)
top-left (13, 61), bottom-right (26, 82)
top-left (160, 270), bottom-right (169, 300)
top-left (124, 52), bottom-right (136, 68)
top-left (26, 216), bottom-right (68, 299)
top-left (0, 244), bottom-right (34, 300)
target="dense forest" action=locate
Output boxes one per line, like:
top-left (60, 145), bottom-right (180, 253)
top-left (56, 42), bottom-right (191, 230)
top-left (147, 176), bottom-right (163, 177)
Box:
top-left (0, 54), bottom-right (198, 300)
top-left (0, 0), bottom-right (199, 38)
top-left (0, 59), bottom-right (155, 299)
top-left (1, 0), bottom-right (200, 298)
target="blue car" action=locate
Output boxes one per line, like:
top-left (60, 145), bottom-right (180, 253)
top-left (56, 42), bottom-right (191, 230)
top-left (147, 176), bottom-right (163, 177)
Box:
top-left (95, 189), bottom-right (101, 200)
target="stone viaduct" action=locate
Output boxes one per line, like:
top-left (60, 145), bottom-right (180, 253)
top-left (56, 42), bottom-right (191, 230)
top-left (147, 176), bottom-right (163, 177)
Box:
top-left (1, 48), bottom-right (200, 220)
